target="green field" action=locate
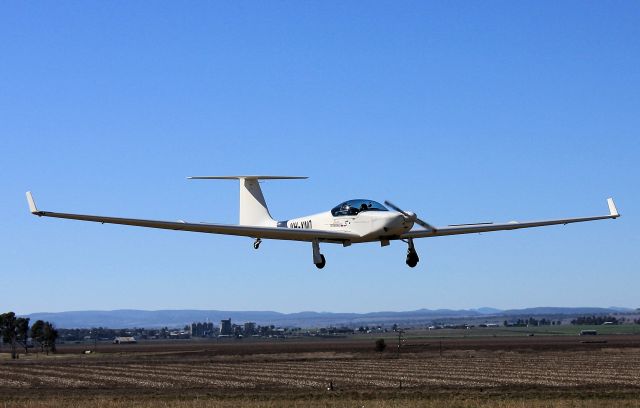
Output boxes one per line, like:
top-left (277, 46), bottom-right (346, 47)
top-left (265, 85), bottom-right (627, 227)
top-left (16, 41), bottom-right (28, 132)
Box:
top-left (394, 324), bottom-right (640, 339)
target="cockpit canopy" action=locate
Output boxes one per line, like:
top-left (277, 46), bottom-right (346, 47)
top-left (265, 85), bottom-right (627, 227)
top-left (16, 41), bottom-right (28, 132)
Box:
top-left (331, 199), bottom-right (388, 216)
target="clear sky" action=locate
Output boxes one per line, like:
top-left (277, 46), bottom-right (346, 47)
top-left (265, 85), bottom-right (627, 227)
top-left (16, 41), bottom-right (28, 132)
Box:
top-left (1, 2), bottom-right (638, 315)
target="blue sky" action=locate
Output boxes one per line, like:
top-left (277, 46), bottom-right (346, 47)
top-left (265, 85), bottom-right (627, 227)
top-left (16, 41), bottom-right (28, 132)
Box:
top-left (1, 2), bottom-right (638, 314)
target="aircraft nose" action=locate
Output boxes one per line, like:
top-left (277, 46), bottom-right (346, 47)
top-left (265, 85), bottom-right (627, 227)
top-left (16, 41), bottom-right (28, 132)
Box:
top-left (399, 213), bottom-right (415, 229)
top-left (383, 212), bottom-right (412, 234)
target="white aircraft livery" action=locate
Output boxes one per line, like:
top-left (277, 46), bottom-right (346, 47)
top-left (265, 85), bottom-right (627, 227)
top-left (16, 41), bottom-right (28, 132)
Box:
top-left (26, 176), bottom-right (620, 269)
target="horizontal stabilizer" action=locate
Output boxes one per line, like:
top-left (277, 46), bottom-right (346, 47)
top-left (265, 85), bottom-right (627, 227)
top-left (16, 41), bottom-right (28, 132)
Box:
top-left (188, 176), bottom-right (307, 180)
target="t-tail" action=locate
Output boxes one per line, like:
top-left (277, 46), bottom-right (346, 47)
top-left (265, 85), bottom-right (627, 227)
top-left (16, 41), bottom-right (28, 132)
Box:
top-left (187, 176), bottom-right (307, 227)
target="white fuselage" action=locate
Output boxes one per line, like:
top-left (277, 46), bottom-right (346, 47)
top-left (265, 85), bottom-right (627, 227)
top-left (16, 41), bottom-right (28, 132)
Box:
top-left (283, 210), bottom-right (413, 243)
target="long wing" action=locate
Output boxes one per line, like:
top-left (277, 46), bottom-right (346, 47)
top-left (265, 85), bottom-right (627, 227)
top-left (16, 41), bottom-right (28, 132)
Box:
top-left (401, 198), bottom-right (620, 239)
top-left (25, 192), bottom-right (355, 243)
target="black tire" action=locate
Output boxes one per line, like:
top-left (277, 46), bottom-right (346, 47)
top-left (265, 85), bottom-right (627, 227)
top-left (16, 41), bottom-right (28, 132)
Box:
top-left (406, 253), bottom-right (419, 268)
top-left (315, 254), bottom-right (326, 269)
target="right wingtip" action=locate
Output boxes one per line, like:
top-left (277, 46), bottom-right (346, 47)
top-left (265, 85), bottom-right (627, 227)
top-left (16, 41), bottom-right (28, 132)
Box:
top-left (607, 197), bottom-right (620, 218)
top-left (26, 191), bottom-right (40, 215)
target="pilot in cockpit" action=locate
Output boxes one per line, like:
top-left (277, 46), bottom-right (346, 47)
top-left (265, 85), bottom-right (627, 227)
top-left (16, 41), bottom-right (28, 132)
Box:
top-left (345, 205), bottom-right (357, 216)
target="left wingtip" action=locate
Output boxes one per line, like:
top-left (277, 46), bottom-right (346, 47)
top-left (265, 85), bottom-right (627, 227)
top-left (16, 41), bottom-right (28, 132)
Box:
top-left (26, 191), bottom-right (39, 215)
top-left (607, 197), bottom-right (619, 218)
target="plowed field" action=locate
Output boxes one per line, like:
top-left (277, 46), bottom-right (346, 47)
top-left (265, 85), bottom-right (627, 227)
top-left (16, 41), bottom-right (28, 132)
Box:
top-left (2, 336), bottom-right (640, 407)
top-left (2, 349), bottom-right (640, 393)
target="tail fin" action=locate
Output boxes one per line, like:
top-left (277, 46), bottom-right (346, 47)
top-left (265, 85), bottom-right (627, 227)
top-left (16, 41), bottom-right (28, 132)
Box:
top-left (188, 176), bottom-right (307, 226)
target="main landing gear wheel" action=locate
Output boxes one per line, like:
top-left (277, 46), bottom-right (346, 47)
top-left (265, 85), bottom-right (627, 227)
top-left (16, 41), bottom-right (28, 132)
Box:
top-left (312, 240), bottom-right (326, 269)
top-left (253, 238), bottom-right (262, 249)
top-left (315, 254), bottom-right (326, 269)
top-left (406, 250), bottom-right (419, 268)
top-left (405, 238), bottom-right (419, 268)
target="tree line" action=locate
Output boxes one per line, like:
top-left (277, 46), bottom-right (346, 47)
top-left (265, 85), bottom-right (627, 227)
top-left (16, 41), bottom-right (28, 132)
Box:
top-left (570, 315), bottom-right (620, 325)
top-left (503, 317), bottom-right (561, 327)
top-left (0, 311), bottom-right (58, 359)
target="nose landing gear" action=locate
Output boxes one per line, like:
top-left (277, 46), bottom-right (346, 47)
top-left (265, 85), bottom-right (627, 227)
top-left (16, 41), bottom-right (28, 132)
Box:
top-left (253, 238), bottom-right (262, 249)
top-left (405, 238), bottom-right (419, 268)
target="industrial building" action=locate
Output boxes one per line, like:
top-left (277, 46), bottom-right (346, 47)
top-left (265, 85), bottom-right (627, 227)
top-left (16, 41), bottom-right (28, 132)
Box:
top-left (220, 319), bottom-right (232, 336)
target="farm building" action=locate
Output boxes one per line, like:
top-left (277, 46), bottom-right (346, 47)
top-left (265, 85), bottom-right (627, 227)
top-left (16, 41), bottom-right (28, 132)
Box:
top-left (113, 336), bottom-right (137, 344)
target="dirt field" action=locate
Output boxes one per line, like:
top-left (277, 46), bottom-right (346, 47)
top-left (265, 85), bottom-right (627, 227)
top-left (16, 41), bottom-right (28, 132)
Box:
top-left (2, 335), bottom-right (640, 407)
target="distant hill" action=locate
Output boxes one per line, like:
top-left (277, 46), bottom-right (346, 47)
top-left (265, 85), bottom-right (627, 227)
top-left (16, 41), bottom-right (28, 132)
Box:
top-left (22, 306), bottom-right (634, 329)
top-left (500, 307), bottom-right (634, 316)
top-left (471, 307), bottom-right (503, 315)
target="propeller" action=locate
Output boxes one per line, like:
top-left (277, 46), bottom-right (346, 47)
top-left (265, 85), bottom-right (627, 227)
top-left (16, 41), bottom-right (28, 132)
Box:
top-left (384, 200), bottom-right (437, 232)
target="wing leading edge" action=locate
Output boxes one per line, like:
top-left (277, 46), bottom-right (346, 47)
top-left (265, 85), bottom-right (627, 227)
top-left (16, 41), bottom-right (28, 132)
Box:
top-left (400, 198), bottom-right (619, 239)
top-left (25, 192), bottom-right (355, 243)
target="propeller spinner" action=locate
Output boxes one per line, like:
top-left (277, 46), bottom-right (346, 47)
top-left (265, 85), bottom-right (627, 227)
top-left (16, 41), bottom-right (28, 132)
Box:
top-left (384, 200), bottom-right (437, 232)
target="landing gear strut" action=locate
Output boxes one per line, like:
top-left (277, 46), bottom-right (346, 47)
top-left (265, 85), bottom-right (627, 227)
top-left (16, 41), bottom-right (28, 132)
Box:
top-left (253, 238), bottom-right (262, 249)
top-left (405, 238), bottom-right (419, 268)
top-left (312, 240), bottom-right (326, 269)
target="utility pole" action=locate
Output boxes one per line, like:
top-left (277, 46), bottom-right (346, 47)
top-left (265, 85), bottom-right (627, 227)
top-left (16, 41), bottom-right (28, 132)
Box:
top-left (396, 330), bottom-right (405, 358)
top-left (92, 328), bottom-right (98, 353)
